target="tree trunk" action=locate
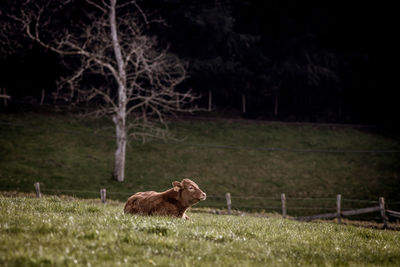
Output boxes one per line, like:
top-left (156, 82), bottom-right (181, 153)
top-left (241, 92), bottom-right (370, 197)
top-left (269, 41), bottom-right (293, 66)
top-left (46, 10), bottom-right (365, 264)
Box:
top-left (113, 112), bottom-right (126, 182)
top-left (110, 0), bottom-right (128, 182)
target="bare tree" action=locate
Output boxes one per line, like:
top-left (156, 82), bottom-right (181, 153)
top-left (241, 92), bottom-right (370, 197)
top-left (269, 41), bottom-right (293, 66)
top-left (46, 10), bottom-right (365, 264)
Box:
top-left (9, 0), bottom-right (198, 182)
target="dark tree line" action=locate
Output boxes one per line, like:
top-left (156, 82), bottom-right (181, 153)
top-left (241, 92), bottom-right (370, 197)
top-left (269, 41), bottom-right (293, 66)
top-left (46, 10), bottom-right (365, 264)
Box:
top-left (0, 0), bottom-right (395, 124)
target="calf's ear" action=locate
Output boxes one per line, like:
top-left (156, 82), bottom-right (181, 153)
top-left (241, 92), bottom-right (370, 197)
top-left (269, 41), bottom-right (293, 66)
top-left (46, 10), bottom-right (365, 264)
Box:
top-left (172, 181), bottom-right (182, 192)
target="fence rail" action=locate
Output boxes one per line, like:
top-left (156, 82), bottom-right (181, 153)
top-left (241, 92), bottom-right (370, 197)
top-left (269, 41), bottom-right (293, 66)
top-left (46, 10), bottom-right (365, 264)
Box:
top-left (387, 209), bottom-right (400, 219)
top-left (3, 183), bottom-right (400, 229)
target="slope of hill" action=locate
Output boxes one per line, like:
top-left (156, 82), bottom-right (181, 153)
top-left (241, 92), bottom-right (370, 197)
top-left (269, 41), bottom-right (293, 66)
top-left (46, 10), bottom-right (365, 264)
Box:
top-left (0, 112), bottom-right (399, 215)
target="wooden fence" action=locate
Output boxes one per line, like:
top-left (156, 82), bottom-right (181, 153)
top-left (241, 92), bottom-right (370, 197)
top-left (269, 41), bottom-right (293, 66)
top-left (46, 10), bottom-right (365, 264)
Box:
top-left (224, 192), bottom-right (399, 228)
top-left (32, 182), bottom-right (399, 228)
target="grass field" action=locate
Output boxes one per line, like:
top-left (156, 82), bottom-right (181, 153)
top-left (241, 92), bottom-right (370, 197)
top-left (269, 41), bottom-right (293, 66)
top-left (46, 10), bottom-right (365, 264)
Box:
top-left (1, 195), bottom-right (400, 267)
top-left (0, 112), bottom-right (399, 216)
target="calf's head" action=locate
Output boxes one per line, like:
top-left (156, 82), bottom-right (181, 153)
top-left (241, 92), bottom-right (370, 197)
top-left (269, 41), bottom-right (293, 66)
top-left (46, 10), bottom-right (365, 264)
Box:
top-left (172, 179), bottom-right (206, 206)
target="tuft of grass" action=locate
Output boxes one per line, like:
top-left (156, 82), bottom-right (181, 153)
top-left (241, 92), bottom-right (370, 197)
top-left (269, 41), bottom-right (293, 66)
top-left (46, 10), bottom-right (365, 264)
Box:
top-left (0, 113), bottom-right (400, 216)
top-left (0, 195), bottom-right (400, 266)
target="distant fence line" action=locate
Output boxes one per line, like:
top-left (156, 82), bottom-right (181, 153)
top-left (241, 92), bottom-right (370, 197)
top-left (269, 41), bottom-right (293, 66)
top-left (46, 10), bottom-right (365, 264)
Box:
top-left (2, 98), bottom-right (398, 130)
top-left (3, 183), bottom-right (400, 229)
top-left (1, 121), bottom-right (400, 154)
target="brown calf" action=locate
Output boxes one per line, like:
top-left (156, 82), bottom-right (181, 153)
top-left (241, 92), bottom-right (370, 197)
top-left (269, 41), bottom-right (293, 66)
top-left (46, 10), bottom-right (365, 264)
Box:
top-left (124, 179), bottom-right (206, 219)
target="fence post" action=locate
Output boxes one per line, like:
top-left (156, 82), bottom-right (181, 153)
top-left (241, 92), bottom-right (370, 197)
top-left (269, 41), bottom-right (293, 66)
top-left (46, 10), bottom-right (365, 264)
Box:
top-left (40, 89), bottom-right (45, 106)
top-left (336, 194), bottom-right (341, 223)
top-left (379, 197), bottom-right (387, 229)
top-left (242, 94), bottom-right (246, 113)
top-left (208, 90), bottom-right (212, 111)
top-left (34, 182), bottom-right (41, 198)
top-left (281, 193), bottom-right (286, 218)
top-left (225, 193), bottom-right (232, 215)
top-left (176, 97), bottom-right (180, 111)
top-left (100, 189), bottom-right (106, 203)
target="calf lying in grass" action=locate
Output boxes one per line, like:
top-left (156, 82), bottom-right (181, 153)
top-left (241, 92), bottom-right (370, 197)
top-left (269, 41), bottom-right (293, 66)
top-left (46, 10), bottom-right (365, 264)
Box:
top-left (124, 179), bottom-right (206, 219)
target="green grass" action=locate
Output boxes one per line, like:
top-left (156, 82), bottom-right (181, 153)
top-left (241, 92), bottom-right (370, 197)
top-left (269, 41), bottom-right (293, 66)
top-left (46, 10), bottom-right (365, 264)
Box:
top-left (1, 195), bottom-right (399, 267)
top-left (0, 112), bottom-right (399, 216)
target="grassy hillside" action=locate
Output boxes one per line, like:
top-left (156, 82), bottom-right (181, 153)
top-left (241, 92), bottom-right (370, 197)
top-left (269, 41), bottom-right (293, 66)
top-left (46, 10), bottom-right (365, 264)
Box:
top-left (0, 112), bottom-right (399, 216)
top-left (1, 195), bottom-right (399, 266)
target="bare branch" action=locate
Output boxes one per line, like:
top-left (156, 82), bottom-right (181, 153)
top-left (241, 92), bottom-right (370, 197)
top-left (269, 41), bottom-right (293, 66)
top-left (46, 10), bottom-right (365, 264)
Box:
top-left (86, 0), bottom-right (107, 13)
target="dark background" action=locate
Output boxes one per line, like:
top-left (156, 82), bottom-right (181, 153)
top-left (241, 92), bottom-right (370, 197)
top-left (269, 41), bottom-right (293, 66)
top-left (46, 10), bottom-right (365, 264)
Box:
top-left (0, 0), bottom-right (395, 124)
